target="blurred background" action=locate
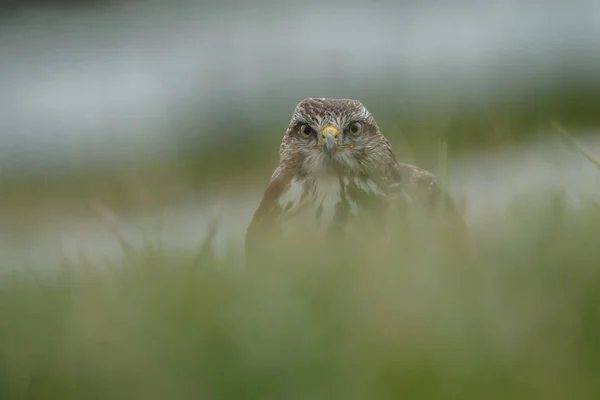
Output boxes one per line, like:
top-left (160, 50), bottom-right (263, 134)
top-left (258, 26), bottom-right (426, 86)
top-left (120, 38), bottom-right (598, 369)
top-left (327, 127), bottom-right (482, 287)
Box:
top-left (3, 1), bottom-right (600, 398)
top-left (1, 0), bottom-right (600, 266)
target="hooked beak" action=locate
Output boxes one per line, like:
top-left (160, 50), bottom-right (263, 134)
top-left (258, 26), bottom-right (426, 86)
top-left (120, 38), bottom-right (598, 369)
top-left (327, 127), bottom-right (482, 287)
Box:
top-left (308, 125), bottom-right (355, 154)
top-left (324, 134), bottom-right (338, 158)
top-left (321, 125), bottom-right (339, 158)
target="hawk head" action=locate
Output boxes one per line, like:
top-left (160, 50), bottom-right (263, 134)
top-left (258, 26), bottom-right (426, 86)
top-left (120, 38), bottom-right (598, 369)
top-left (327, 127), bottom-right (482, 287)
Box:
top-left (279, 98), bottom-right (396, 178)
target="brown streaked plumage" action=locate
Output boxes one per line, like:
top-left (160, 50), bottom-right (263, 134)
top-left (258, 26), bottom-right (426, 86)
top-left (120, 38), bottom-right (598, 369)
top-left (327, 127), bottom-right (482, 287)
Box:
top-left (245, 98), bottom-right (465, 265)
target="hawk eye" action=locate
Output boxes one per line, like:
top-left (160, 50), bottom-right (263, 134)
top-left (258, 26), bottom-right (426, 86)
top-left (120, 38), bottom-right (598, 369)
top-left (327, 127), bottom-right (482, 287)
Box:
top-left (349, 122), bottom-right (362, 136)
top-left (300, 124), bottom-right (313, 138)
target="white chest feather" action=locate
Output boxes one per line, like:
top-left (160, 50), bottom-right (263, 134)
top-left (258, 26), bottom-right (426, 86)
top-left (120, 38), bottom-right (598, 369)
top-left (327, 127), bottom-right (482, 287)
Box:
top-left (277, 175), bottom-right (388, 234)
top-left (278, 177), bottom-right (346, 222)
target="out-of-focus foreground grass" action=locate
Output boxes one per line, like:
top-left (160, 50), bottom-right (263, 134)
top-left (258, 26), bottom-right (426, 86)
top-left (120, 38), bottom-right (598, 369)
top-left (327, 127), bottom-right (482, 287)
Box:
top-left (1, 82), bottom-right (600, 399)
top-left (1, 189), bottom-right (600, 399)
top-left (2, 2), bottom-right (600, 397)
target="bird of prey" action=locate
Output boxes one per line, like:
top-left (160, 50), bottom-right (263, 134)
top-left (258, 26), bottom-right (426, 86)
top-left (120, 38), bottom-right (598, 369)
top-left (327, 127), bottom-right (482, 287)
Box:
top-left (245, 98), bottom-right (464, 264)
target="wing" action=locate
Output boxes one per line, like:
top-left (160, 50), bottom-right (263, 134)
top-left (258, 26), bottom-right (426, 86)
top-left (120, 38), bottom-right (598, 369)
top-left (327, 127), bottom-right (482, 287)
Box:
top-left (244, 167), bottom-right (294, 267)
top-left (246, 167), bottom-right (288, 237)
top-left (386, 162), bottom-right (467, 231)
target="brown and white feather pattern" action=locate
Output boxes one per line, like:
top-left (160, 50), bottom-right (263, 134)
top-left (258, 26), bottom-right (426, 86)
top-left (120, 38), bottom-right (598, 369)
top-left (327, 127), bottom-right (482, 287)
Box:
top-left (245, 98), bottom-right (464, 259)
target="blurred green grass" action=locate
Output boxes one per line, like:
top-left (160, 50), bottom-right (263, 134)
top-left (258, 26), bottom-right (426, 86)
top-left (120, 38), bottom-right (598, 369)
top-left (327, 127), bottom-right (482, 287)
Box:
top-left (1, 83), bottom-right (600, 398)
top-left (1, 191), bottom-right (600, 399)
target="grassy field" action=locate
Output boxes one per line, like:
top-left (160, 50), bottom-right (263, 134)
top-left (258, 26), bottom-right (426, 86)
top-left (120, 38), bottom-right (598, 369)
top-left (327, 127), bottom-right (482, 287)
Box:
top-left (1, 185), bottom-right (600, 399)
top-left (1, 87), bottom-right (600, 398)
top-left (3, 1), bottom-right (600, 397)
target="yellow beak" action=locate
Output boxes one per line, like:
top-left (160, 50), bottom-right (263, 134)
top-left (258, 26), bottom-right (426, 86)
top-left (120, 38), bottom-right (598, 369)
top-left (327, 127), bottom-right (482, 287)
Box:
top-left (321, 125), bottom-right (339, 139)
